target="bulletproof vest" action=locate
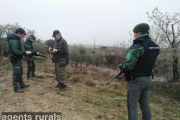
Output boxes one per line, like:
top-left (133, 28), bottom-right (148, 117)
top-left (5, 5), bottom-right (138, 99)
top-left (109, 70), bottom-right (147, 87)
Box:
top-left (130, 38), bottom-right (160, 76)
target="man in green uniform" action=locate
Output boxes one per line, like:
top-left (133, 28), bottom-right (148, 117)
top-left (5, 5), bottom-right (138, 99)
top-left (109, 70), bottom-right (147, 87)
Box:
top-left (8, 28), bottom-right (30, 93)
top-left (118, 23), bottom-right (160, 120)
top-left (49, 30), bottom-right (69, 91)
top-left (24, 35), bottom-right (39, 80)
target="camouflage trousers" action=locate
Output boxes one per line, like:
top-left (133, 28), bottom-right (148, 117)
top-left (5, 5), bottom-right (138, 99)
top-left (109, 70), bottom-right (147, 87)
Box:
top-left (27, 59), bottom-right (35, 78)
top-left (55, 63), bottom-right (67, 85)
top-left (12, 59), bottom-right (26, 91)
top-left (127, 76), bottom-right (152, 120)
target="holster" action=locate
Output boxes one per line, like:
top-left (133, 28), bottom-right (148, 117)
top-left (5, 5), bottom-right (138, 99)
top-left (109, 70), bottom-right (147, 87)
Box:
top-left (10, 54), bottom-right (18, 63)
top-left (125, 73), bottom-right (135, 81)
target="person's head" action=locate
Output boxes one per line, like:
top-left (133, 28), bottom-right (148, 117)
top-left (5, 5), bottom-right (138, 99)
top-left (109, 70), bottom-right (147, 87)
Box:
top-left (52, 30), bottom-right (61, 40)
top-left (15, 28), bottom-right (26, 39)
top-left (133, 23), bottom-right (150, 39)
top-left (29, 35), bottom-right (36, 42)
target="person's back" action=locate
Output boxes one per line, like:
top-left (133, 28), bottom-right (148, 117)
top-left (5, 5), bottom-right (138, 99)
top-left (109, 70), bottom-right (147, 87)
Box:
top-left (119, 23), bottom-right (160, 120)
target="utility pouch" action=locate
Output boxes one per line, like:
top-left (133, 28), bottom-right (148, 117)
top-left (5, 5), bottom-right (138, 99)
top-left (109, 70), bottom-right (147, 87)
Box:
top-left (12, 60), bottom-right (22, 74)
top-left (58, 57), bottom-right (67, 66)
top-left (125, 73), bottom-right (134, 81)
top-left (125, 75), bottom-right (131, 81)
top-left (10, 55), bottom-right (18, 63)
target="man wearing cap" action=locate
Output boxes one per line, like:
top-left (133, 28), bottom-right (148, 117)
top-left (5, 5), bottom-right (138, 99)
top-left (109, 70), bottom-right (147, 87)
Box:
top-left (8, 28), bottom-right (31, 93)
top-left (118, 23), bottom-right (160, 120)
top-left (49, 30), bottom-right (69, 91)
top-left (24, 35), bottom-right (39, 80)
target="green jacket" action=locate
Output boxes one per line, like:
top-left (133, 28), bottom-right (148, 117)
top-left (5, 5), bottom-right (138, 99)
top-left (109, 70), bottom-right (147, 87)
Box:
top-left (24, 38), bottom-right (37, 55)
top-left (8, 34), bottom-right (26, 59)
top-left (24, 38), bottom-right (37, 61)
top-left (121, 34), bottom-right (159, 77)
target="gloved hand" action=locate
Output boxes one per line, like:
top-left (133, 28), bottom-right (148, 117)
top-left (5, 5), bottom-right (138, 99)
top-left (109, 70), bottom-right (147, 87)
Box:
top-left (117, 64), bottom-right (122, 70)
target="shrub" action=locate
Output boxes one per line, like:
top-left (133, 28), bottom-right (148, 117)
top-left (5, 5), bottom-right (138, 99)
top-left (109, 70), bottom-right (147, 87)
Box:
top-left (71, 76), bottom-right (81, 83)
top-left (85, 80), bottom-right (96, 87)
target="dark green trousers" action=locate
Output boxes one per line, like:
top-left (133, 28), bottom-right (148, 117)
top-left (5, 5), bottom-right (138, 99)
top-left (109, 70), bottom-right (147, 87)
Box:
top-left (127, 76), bottom-right (152, 120)
top-left (55, 63), bottom-right (67, 85)
top-left (27, 59), bottom-right (35, 78)
top-left (12, 59), bottom-right (26, 91)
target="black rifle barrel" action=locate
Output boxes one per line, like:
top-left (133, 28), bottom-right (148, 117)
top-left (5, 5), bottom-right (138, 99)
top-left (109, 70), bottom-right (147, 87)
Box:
top-left (106, 71), bottom-right (122, 86)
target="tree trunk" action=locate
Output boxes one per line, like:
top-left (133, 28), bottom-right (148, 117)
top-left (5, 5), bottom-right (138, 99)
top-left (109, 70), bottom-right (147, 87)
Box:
top-left (171, 24), bottom-right (179, 82)
top-left (116, 55), bottom-right (118, 66)
top-left (172, 52), bottom-right (179, 82)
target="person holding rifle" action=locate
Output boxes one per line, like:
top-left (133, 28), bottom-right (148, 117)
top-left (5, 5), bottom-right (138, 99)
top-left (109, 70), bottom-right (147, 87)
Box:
top-left (24, 35), bottom-right (39, 80)
top-left (118, 23), bottom-right (160, 120)
top-left (8, 28), bottom-right (30, 93)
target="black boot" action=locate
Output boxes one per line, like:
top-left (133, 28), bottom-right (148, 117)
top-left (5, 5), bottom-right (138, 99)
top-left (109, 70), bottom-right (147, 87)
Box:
top-left (31, 73), bottom-right (35, 77)
top-left (56, 83), bottom-right (62, 88)
top-left (20, 84), bottom-right (30, 89)
top-left (59, 84), bottom-right (66, 91)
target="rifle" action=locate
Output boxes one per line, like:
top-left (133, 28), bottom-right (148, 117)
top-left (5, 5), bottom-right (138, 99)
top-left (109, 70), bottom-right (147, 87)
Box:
top-left (106, 71), bottom-right (123, 86)
top-left (37, 54), bottom-right (51, 59)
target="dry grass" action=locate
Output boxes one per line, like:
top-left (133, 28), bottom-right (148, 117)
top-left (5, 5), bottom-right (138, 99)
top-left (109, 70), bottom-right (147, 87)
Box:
top-left (0, 56), bottom-right (180, 120)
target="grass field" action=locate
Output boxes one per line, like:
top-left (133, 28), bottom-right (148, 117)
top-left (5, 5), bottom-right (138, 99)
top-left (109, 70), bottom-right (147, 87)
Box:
top-left (0, 56), bottom-right (180, 120)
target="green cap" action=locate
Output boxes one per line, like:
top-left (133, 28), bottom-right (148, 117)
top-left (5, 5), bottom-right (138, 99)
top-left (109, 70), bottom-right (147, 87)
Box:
top-left (133, 23), bottom-right (150, 33)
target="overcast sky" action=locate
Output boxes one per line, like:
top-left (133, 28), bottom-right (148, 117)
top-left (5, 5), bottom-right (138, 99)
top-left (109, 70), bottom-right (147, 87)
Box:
top-left (0, 0), bottom-right (180, 46)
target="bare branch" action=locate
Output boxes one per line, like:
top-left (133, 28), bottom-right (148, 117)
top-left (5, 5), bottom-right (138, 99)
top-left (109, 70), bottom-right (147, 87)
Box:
top-left (173, 20), bottom-right (180, 26)
top-left (158, 23), bottom-right (172, 45)
top-left (177, 40), bottom-right (180, 47)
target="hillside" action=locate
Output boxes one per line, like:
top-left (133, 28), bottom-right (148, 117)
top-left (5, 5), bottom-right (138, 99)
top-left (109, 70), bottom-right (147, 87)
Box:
top-left (0, 56), bottom-right (180, 120)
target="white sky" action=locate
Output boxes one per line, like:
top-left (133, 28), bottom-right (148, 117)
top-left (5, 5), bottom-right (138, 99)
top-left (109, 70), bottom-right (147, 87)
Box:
top-left (0, 0), bottom-right (179, 46)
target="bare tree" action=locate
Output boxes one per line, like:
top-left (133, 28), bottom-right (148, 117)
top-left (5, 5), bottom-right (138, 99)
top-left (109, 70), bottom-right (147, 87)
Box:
top-left (147, 7), bottom-right (180, 82)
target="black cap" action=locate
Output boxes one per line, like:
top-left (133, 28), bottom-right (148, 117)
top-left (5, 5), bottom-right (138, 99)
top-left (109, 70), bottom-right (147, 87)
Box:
top-left (29, 35), bottom-right (36, 40)
top-left (15, 28), bottom-right (26, 35)
top-left (52, 30), bottom-right (61, 37)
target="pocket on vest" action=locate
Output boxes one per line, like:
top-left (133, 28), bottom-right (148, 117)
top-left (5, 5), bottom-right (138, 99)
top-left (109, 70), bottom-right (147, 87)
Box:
top-left (58, 58), bottom-right (67, 66)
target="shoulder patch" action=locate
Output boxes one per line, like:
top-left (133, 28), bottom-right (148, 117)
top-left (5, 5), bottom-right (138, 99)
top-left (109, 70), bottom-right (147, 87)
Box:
top-left (126, 53), bottom-right (131, 59)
